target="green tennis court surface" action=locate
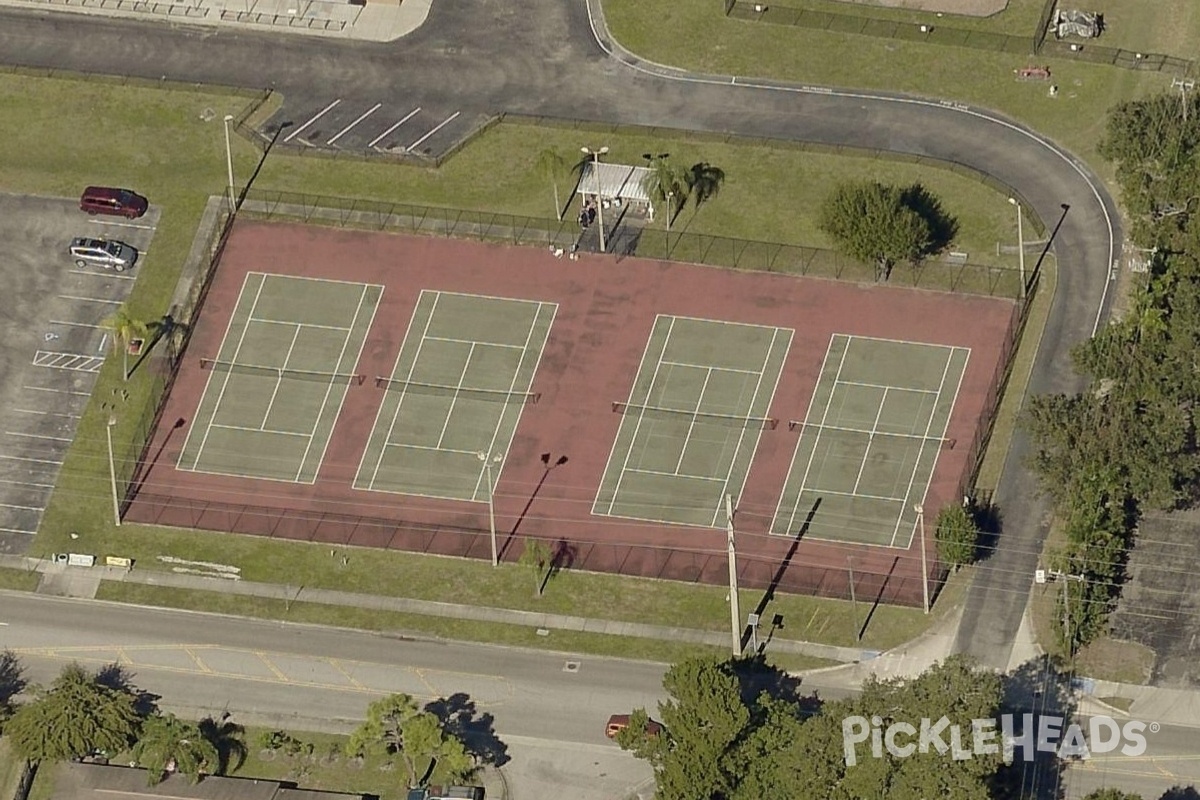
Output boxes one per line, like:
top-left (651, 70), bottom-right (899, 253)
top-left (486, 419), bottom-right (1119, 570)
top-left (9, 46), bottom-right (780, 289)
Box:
top-left (354, 290), bottom-right (556, 500)
top-left (772, 334), bottom-right (969, 548)
top-left (593, 315), bottom-right (793, 528)
top-left (177, 273), bottom-right (382, 483)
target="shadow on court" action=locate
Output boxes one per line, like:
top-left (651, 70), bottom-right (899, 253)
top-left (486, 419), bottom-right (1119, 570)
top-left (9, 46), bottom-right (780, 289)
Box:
top-left (745, 497), bottom-right (821, 653)
top-left (500, 452), bottom-right (569, 561)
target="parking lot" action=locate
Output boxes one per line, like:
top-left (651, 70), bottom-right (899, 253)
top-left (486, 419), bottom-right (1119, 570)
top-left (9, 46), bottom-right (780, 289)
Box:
top-left (265, 94), bottom-right (489, 157)
top-left (0, 192), bottom-right (157, 554)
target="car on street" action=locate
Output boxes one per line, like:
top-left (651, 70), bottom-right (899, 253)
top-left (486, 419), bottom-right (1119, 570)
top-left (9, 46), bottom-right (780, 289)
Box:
top-left (405, 787), bottom-right (485, 800)
top-left (68, 237), bottom-right (138, 271)
top-left (605, 713), bottom-right (664, 739)
top-left (79, 186), bottom-right (148, 218)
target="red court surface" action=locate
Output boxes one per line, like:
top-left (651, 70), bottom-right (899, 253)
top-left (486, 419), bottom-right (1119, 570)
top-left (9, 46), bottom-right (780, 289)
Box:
top-left (126, 220), bottom-right (1019, 606)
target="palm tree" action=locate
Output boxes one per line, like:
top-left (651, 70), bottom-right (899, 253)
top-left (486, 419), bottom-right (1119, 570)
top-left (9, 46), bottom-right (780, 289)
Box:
top-left (131, 713), bottom-right (218, 785)
top-left (198, 714), bottom-right (247, 775)
top-left (640, 157), bottom-right (689, 229)
top-left (535, 148), bottom-right (569, 220)
top-left (686, 162), bottom-right (726, 208)
top-left (101, 307), bottom-right (149, 382)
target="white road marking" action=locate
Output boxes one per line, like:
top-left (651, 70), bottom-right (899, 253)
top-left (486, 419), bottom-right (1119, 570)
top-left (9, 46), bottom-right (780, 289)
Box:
top-left (408, 111), bottom-right (461, 151)
top-left (368, 107), bottom-right (421, 148)
top-left (327, 103), bottom-right (382, 145)
top-left (285, 99), bottom-right (341, 143)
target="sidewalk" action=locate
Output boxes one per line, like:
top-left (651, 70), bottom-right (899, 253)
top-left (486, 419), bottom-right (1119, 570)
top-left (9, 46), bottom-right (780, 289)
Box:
top-left (0, 553), bottom-right (866, 663)
top-left (5, 0), bottom-right (428, 41)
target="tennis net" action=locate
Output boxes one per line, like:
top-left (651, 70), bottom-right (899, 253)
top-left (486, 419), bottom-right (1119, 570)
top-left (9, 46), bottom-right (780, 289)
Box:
top-left (200, 358), bottom-right (366, 386)
top-left (612, 401), bottom-right (779, 430)
top-left (374, 377), bottom-right (541, 405)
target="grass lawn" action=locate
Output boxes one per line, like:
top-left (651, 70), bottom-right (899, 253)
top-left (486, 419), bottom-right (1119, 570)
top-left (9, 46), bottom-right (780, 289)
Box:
top-left (602, 0), bottom-right (1164, 169)
top-left (758, 0), bottom-right (1047, 35)
top-left (0, 567), bottom-right (40, 592)
top-left (0, 71), bottom-right (1013, 657)
top-left (1089, 0), bottom-right (1200, 59)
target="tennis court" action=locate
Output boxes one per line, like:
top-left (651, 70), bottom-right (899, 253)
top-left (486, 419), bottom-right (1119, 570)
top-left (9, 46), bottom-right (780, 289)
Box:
top-left (176, 272), bottom-right (382, 483)
top-left (771, 334), bottom-right (969, 548)
top-left (593, 315), bottom-right (792, 528)
top-left (353, 290), bottom-right (556, 501)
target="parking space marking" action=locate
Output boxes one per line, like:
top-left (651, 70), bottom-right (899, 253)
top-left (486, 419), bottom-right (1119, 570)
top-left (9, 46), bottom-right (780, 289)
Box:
top-left (368, 107), bottom-right (421, 148)
top-left (408, 111), bottom-right (461, 151)
top-left (5, 432), bottom-right (73, 443)
top-left (0, 503), bottom-right (43, 512)
top-left (56, 295), bottom-right (122, 305)
top-left (72, 271), bottom-right (137, 282)
top-left (23, 386), bottom-right (92, 397)
top-left (285, 99), bottom-right (341, 143)
top-left (48, 320), bottom-right (104, 329)
top-left (13, 409), bottom-right (82, 419)
top-left (87, 220), bottom-right (156, 231)
top-left (0, 528), bottom-right (36, 536)
top-left (0, 478), bottom-right (56, 490)
top-left (32, 351), bottom-right (105, 373)
top-left (327, 103), bottom-right (382, 145)
top-left (0, 455), bottom-right (63, 466)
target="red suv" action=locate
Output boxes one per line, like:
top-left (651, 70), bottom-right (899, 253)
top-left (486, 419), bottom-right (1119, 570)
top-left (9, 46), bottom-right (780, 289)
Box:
top-left (80, 186), bottom-right (148, 219)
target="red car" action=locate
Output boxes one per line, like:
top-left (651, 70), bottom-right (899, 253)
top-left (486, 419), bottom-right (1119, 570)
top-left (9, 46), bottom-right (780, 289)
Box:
top-left (605, 713), bottom-right (664, 739)
top-left (80, 186), bottom-right (148, 219)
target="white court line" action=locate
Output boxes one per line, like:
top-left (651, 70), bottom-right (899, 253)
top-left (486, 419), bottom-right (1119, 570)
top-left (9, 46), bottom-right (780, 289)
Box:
top-left (661, 359), bottom-right (760, 376)
top-left (851, 387), bottom-right (889, 494)
top-left (311, 286), bottom-right (381, 481)
top-left (210, 423), bottom-right (308, 437)
top-left (471, 303), bottom-right (551, 500)
top-left (186, 273), bottom-right (268, 471)
top-left (408, 111), bottom-right (461, 151)
top-left (627, 467), bottom-right (725, 482)
top-left (607, 317), bottom-right (677, 516)
top-left (47, 320), bottom-right (104, 329)
top-left (390, 443), bottom-right (479, 456)
top-left (433, 343), bottom-right (477, 450)
top-left (250, 318), bottom-right (351, 333)
top-left (795, 421), bottom-right (947, 442)
top-left (5, 432), bottom-right (73, 443)
top-left (247, 272), bottom-right (378, 288)
top-left (426, 335), bottom-right (525, 350)
top-left (261, 324), bottom-right (304, 430)
top-left (327, 103), bottom-right (382, 145)
top-left (674, 367), bottom-right (714, 475)
top-left (295, 283), bottom-right (374, 483)
top-left (804, 487), bottom-right (907, 503)
top-left (784, 335), bottom-right (852, 535)
top-left (712, 326), bottom-right (788, 527)
top-left (890, 348), bottom-right (970, 547)
top-left (368, 292), bottom-right (441, 489)
top-left (57, 295), bottom-right (121, 304)
top-left (13, 409), bottom-right (80, 419)
top-left (845, 333), bottom-right (960, 350)
top-left (0, 455), bottom-right (63, 466)
top-left (285, 99), bottom-right (341, 143)
top-left (837, 378), bottom-right (939, 395)
top-left (368, 107), bottom-right (421, 148)
top-left (23, 386), bottom-right (91, 397)
top-left (666, 313), bottom-right (785, 332)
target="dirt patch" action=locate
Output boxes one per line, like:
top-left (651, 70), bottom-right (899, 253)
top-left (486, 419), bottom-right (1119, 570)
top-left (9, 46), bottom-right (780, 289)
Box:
top-left (841, 0), bottom-right (1007, 18)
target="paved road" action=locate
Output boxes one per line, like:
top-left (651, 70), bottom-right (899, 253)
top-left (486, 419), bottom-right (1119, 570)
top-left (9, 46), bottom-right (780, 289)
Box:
top-left (0, 591), bottom-right (661, 799)
top-left (0, 0), bottom-right (1123, 669)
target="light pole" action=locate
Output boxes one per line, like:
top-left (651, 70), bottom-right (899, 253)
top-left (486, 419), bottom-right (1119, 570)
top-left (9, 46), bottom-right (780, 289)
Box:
top-left (477, 451), bottom-right (503, 567)
top-left (666, 190), bottom-right (674, 232)
top-left (725, 494), bottom-right (741, 655)
top-left (581, 146), bottom-right (609, 253)
top-left (914, 504), bottom-right (929, 614)
top-left (223, 114), bottom-right (237, 213)
top-left (1008, 197), bottom-right (1025, 298)
top-left (106, 415), bottom-right (121, 528)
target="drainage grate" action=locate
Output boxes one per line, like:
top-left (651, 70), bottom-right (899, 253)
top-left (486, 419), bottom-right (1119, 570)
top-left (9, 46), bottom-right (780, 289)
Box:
top-left (563, 661), bottom-right (580, 673)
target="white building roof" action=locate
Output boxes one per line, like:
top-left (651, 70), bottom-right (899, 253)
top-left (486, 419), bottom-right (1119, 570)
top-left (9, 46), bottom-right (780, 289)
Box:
top-left (577, 162), bottom-right (653, 204)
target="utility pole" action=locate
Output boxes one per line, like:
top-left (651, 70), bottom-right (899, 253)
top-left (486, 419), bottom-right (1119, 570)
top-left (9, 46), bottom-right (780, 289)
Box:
top-left (914, 504), bottom-right (930, 614)
top-left (581, 146), bottom-right (609, 253)
top-left (1172, 78), bottom-right (1195, 123)
top-left (1035, 568), bottom-right (1085, 656)
top-left (725, 494), bottom-right (741, 655)
top-left (1008, 197), bottom-right (1026, 298)
top-left (847, 556), bottom-right (860, 641)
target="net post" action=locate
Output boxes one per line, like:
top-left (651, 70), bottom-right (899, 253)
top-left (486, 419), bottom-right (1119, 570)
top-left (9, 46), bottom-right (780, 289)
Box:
top-left (788, 419), bottom-right (802, 431)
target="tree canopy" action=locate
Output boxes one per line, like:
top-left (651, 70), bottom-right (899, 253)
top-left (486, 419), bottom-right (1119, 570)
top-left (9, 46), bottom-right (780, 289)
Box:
top-left (346, 694), bottom-right (474, 788)
top-left (819, 181), bottom-right (954, 280)
top-left (131, 713), bottom-right (219, 785)
top-left (6, 663), bottom-right (141, 764)
top-left (621, 654), bottom-right (1002, 800)
top-left (935, 503), bottom-right (980, 571)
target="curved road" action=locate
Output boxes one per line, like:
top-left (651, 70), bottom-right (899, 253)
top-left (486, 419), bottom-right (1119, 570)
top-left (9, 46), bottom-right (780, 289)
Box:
top-left (0, 0), bottom-right (1123, 669)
